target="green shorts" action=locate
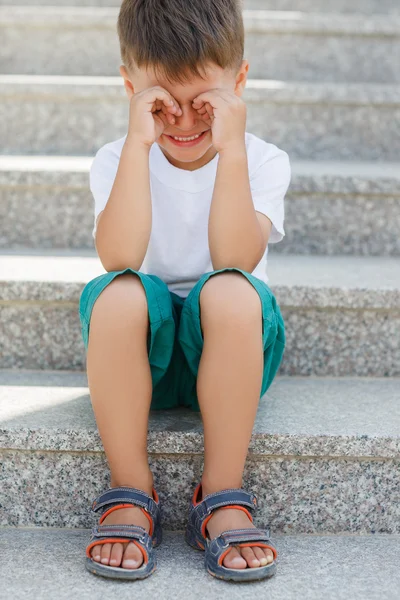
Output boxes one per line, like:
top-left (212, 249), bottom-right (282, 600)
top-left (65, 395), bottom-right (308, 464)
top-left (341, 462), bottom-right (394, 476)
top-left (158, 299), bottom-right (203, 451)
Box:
top-left (78, 267), bottom-right (285, 412)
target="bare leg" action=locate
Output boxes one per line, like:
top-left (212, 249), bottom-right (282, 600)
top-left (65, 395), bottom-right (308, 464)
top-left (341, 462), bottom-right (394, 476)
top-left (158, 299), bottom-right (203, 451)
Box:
top-left (86, 273), bottom-right (154, 569)
top-left (196, 272), bottom-right (274, 569)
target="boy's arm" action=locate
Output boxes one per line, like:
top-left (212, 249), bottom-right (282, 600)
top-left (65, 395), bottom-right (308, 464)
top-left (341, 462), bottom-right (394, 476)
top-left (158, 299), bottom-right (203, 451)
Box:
top-left (209, 146), bottom-right (268, 272)
top-left (95, 139), bottom-right (152, 272)
top-left (192, 90), bottom-right (290, 272)
top-left (94, 86), bottom-right (180, 272)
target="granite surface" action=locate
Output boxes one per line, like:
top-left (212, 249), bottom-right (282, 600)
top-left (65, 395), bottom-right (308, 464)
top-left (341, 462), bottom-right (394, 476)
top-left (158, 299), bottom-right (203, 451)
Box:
top-left (0, 253), bottom-right (399, 374)
top-left (1, 159), bottom-right (400, 254)
top-left (1, 529), bottom-right (400, 600)
top-left (1, 371), bottom-right (399, 457)
top-left (1, 449), bottom-right (399, 532)
top-left (2, 8), bottom-right (400, 83)
top-left (1, 77), bottom-right (400, 160)
top-left (0, 371), bottom-right (399, 532)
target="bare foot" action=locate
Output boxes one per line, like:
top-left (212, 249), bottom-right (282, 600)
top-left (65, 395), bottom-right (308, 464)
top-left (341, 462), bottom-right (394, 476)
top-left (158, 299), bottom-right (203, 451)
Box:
top-left (90, 502), bottom-right (151, 569)
top-left (205, 507), bottom-right (274, 569)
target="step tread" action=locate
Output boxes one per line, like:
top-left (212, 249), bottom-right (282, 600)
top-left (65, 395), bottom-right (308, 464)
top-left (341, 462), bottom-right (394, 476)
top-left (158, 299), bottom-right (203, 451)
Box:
top-left (1, 154), bottom-right (400, 182)
top-left (2, 5), bottom-right (400, 35)
top-left (1, 75), bottom-right (399, 105)
top-left (1, 370), bottom-right (399, 457)
top-left (0, 528), bottom-right (399, 600)
top-left (0, 251), bottom-right (399, 291)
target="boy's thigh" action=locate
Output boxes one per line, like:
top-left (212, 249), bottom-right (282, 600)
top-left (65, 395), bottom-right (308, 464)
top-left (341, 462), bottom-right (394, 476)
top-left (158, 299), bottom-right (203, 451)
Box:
top-left (78, 267), bottom-right (176, 395)
top-left (178, 267), bottom-right (286, 410)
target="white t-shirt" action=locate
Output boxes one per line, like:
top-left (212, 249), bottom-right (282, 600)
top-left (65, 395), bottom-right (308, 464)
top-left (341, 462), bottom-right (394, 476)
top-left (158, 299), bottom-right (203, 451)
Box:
top-left (90, 131), bottom-right (291, 298)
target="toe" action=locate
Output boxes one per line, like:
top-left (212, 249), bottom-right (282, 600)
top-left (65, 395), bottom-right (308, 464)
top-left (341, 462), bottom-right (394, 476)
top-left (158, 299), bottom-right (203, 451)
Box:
top-left (100, 543), bottom-right (112, 565)
top-left (223, 547), bottom-right (247, 570)
top-left (240, 547), bottom-right (261, 568)
top-left (253, 546), bottom-right (270, 566)
top-left (91, 546), bottom-right (101, 562)
top-left (109, 542), bottom-right (124, 567)
top-left (122, 541), bottom-right (144, 569)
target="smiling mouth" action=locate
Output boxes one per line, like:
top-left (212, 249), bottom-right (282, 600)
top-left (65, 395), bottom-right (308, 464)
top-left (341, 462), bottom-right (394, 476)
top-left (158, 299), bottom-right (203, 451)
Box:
top-left (166, 131), bottom-right (208, 142)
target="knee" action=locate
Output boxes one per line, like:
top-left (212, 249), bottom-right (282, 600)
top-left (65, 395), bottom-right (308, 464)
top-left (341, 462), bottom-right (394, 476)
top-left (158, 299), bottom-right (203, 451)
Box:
top-left (91, 272), bottom-right (149, 326)
top-left (199, 272), bottom-right (262, 326)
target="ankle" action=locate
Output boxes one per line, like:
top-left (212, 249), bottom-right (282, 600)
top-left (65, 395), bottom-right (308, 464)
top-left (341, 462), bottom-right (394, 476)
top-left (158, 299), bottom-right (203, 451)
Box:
top-left (200, 477), bottom-right (243, 499)
top-left (110, 471), bottom-right (154, 497)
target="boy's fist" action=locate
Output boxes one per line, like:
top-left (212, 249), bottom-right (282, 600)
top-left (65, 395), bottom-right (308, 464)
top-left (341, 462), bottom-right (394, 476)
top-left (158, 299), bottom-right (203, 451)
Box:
top-left (192, 89), bottom-right (246, 153)
top-left (126, 86), bottom-right (182, 148)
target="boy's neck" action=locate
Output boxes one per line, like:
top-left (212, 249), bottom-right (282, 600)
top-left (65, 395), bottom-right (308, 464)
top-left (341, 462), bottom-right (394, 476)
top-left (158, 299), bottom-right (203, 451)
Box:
top-left (158, 144), bottom-right (218, 171)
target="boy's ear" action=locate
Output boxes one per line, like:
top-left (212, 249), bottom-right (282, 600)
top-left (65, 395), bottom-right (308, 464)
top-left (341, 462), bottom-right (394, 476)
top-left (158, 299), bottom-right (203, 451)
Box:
top-left (234, 60), bottom-right (249, 97)
top-left (119, 65), bottom-right (135, 99)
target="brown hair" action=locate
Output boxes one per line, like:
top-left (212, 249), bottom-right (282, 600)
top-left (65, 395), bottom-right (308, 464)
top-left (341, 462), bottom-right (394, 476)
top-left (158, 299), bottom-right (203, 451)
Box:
top-left (117, 0), bottom-right (244, 84)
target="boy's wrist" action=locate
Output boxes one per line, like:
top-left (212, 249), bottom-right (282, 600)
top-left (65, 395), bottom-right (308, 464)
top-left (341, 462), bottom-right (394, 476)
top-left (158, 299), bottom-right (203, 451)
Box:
top-left (217, 142), bottom-right (247, 162)
top-left (124, 135), bottom-right (152, 154)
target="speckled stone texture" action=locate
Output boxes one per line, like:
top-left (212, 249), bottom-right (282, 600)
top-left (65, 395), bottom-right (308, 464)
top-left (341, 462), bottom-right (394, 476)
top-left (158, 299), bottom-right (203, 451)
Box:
top-left (1, 371), bottom-right (399, 532)
top-left (2, 8), bottom-right (400, 84)
top-left (1, 159), bottom-right (399, 255)
top-left (2, 449), bottom-right (399, 533)
top-left (2, 530), bottom-right (400, 600)
top-left (1, 252), bottom-right (399, 374)
top-left (1, 78), bottom-right (400, 161)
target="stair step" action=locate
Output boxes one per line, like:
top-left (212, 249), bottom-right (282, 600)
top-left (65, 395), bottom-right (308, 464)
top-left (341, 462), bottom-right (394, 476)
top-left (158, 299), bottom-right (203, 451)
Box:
top-left (0, 528), bottom-right (399, 600)
top-left (0, 251), bottom-right (399, 375)
top-left (1, 7), bottom-right (399, 83)
top-left (1, 369), bottom-right (399, 532)
top-left (0, 0), bottom-right (398, 14)
top-left (1, 156), bottom-right (399, 255)
top-left (1, 75), bottom-right (398, 161)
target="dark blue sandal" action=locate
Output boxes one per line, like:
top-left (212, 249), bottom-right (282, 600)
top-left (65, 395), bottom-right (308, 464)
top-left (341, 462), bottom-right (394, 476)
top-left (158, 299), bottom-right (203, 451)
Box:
top-left (85, 485), bottom-right (162, 580)
top-left (185, 483), bottom-right (277, 582)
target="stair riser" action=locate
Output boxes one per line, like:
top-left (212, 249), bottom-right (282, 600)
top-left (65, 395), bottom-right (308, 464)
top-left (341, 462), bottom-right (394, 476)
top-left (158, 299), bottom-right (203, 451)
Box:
top-left (1, 179), bottom-right (399, 255)
top-left (0, 302), bottom-right (398, 376)
top-left (1, 86), bottom-right (398, 161)
top-left (2, 22), bottom-right (399, 84)
top-left (1, 450), bottom-right (398, 533)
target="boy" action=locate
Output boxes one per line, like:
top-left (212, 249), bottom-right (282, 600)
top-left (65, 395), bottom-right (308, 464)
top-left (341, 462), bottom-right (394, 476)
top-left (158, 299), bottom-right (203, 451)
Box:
top-left (80, 0), bottom-right (291, 583)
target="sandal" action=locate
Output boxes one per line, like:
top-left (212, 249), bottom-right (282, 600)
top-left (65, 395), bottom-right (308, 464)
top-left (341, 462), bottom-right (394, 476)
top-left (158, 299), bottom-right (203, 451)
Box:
top-left (185, 483), bottom-right (278, 582)
top-left (85, 485), bottom-right (162, 580)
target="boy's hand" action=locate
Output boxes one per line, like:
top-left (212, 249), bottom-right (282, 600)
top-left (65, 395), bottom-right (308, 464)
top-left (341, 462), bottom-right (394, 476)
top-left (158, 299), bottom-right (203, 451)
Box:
top-left (192, 89), bottom-right (246, 154)
top-left (126, 86), bottom-right (182, 148)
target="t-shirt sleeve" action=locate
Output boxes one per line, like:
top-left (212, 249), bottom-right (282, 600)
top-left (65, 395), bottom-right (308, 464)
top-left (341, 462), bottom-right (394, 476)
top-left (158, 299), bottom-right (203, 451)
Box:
top-left (89, 145), bottom-right (120, 239)
top-left (250, 148), bottom-right (291, 244)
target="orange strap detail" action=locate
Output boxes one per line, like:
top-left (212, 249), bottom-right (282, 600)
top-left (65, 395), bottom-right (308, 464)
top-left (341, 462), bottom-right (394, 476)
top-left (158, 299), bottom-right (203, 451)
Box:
top-left (201, 504), bottom-right (253, 538)
top-left (99, 503), bottom-right (154, 536)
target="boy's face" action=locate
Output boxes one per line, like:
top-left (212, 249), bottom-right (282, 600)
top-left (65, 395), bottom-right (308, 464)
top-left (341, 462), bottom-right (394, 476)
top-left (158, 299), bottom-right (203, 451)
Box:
top-left (120, 60), bottom-right (249, 171)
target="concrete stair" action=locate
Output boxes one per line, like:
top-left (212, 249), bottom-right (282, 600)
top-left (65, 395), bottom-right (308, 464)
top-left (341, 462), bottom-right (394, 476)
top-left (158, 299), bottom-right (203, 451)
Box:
top-left (2, 7), bottom-right (400, 83)
top-left (2, 529), bottom-right (399, 600)
top-left (1, 369), bottom-right (399, 532)
top-left (1, 0), bottom-right (399, 596)
top-left (1, 156), bottom-right (399, 255)
top-left (1, 251), bottom-right (399, 375)
top-left (1, 0), bottom-right (399, 12)
top-left (2, 75), bottom-right (400, 160)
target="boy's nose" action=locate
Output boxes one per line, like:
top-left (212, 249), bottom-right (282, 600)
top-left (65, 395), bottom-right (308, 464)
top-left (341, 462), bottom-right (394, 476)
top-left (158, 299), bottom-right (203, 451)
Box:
top-left (174, 104), bottom-right (198, 130)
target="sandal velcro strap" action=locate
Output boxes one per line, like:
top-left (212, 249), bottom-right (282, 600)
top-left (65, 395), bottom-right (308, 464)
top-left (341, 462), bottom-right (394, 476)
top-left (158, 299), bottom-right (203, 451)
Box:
top-left (219, 527), bottom-right (272, 546)
top-left (91, 486), bottom-right (158, 517)
top-left (202, 488), bottom-right (257, 513)
top-left (91, 524), bottom-right (149, 541)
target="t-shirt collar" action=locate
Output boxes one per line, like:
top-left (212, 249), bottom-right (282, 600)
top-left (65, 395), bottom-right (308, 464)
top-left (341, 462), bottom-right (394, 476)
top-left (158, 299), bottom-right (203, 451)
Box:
top-left (149, 141), bottom-right (219, 191)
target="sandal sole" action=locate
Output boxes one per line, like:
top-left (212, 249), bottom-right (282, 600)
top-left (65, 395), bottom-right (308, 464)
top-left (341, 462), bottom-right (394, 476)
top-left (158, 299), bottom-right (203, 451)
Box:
top-left (206, 560), bottom-right (277, 582)
top-left (85, 557), bottom-right (156, 580)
